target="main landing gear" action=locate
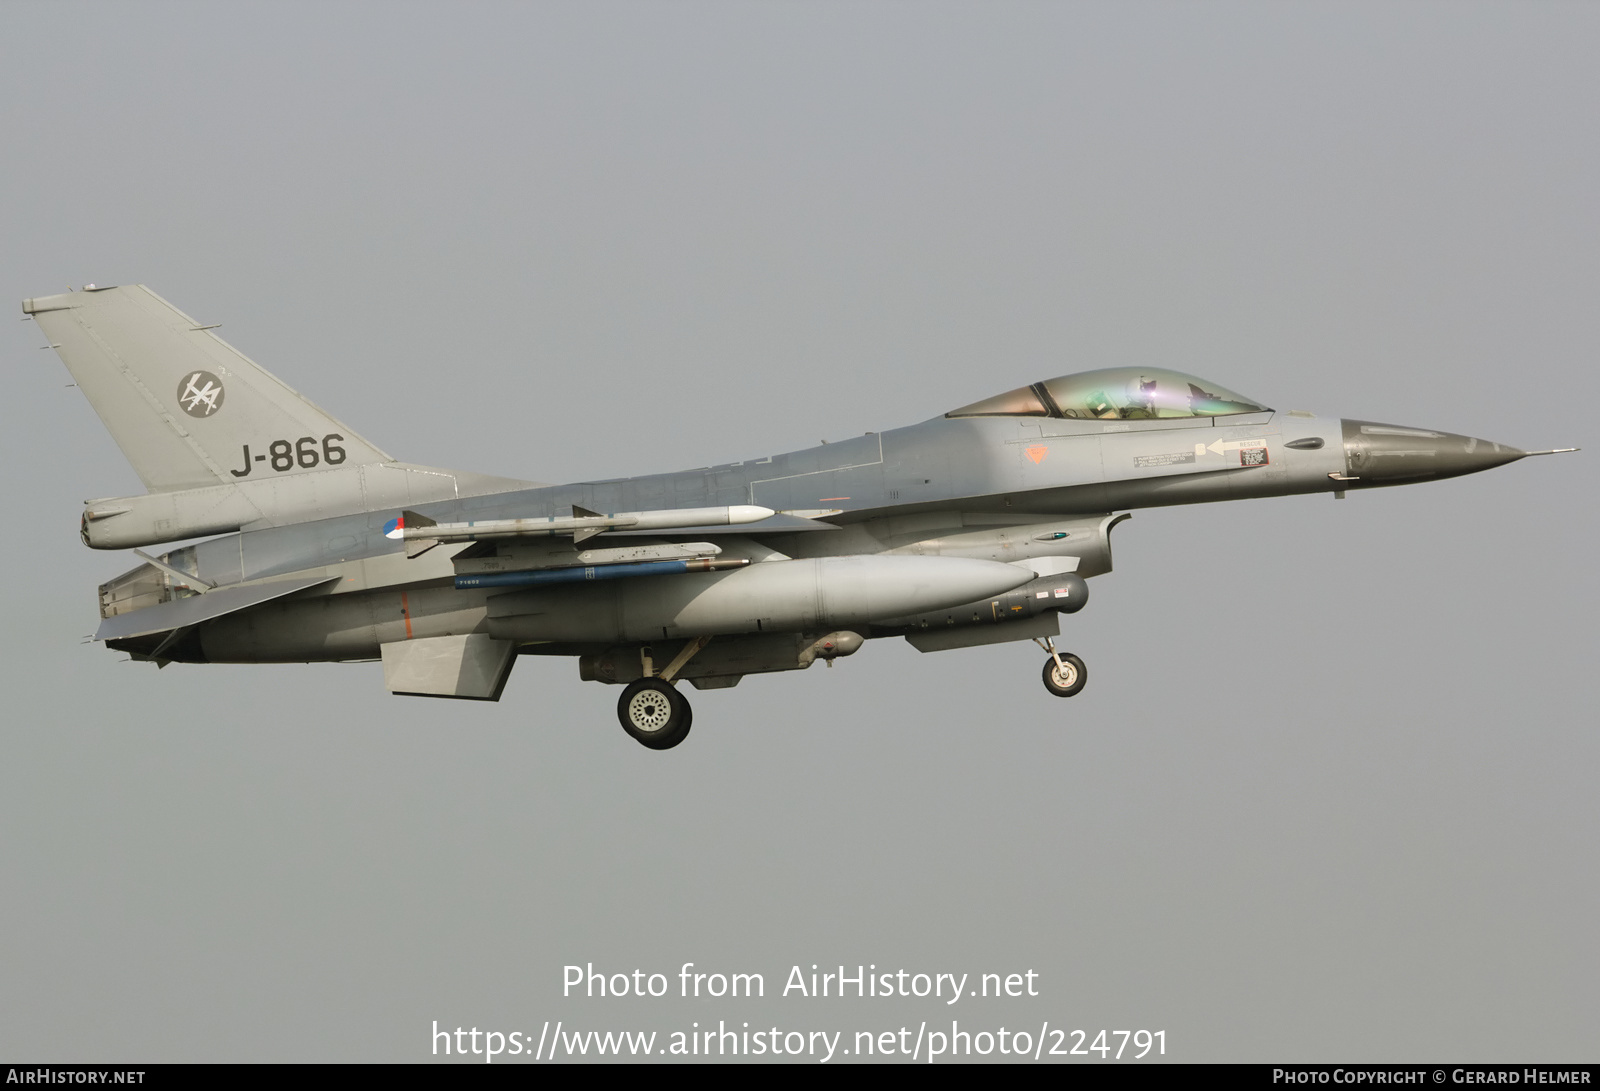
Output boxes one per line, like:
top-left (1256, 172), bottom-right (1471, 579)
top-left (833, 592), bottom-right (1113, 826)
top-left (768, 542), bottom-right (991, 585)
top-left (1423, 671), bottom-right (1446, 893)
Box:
top-left (616, 636), bottom-right (711, 750)
top-left (1034, 636), bottom-right (1087, 698)
top-left (618, 678), bottom-right (692, 750)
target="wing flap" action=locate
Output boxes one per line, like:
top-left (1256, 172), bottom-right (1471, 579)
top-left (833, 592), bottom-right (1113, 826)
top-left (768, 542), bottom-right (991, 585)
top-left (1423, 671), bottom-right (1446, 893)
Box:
top-left (95, 575), bottom-right (340, 642)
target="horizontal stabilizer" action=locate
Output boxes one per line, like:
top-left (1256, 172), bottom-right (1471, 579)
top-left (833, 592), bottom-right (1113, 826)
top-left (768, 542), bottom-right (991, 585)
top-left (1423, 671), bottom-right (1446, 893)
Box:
top-left (96, 575), bottom-right (338, 642)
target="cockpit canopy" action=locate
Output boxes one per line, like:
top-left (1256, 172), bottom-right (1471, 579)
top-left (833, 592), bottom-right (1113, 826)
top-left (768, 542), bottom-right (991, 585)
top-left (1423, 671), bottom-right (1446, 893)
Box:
top-left (947, 368), bottom-right (1269, 421)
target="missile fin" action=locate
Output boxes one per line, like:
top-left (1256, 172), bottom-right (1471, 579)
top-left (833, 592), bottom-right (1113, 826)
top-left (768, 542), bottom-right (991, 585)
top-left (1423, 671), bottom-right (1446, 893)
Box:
top-left (401, 509), bottom-right (440, 558)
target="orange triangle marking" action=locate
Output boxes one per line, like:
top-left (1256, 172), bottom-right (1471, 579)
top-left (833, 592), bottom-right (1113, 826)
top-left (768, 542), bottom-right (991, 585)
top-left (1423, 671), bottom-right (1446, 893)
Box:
top-left (1026, 445), bottom-right (1048, 464)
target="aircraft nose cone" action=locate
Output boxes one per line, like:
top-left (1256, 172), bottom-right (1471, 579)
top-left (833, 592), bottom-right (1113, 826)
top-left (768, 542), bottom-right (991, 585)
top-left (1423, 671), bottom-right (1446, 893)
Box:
top-left (1340, 419), bottom-right (1525, 486)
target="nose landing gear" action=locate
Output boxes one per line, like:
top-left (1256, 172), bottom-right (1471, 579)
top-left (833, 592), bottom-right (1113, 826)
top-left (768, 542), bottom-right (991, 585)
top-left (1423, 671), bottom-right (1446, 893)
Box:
top-left (1034, 636), bottom-right (1087, 698)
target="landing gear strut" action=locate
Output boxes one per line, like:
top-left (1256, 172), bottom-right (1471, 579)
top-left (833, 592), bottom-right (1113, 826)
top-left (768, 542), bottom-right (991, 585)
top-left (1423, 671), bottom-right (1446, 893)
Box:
top-left (1034, 636), bottom-right (1087, 698)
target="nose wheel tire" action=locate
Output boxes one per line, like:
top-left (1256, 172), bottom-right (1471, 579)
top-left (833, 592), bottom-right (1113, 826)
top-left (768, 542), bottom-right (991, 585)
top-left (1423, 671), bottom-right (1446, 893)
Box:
top-left (1041, 653), bottom-right (1088, 698)
top-left (618, 678), bottom-right (693, 749)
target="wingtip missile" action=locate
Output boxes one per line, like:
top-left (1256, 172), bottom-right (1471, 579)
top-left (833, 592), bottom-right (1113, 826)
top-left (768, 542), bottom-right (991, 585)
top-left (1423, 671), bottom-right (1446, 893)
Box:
top-left (394, 504), bottom-right (780, 554)
top-left (726, 505), bottom-right (777, 524)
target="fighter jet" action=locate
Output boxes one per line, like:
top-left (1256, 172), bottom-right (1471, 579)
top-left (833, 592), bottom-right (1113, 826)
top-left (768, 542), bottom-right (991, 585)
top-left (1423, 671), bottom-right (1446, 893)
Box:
top-left (25, 285), bottom-right (1576, 749)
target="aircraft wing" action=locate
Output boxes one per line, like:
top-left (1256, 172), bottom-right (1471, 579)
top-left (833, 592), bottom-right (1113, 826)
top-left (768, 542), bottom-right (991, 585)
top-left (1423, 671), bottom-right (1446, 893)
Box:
top-left (94, 575), bottom-right (340, 642)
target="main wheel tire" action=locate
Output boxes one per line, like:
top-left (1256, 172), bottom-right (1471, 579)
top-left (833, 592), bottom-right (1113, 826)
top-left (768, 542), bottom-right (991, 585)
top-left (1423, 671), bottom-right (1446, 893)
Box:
top-left (1041, 653), bottom-right (1088, 698)
top-left (618, 678), bottom-right (693, 750)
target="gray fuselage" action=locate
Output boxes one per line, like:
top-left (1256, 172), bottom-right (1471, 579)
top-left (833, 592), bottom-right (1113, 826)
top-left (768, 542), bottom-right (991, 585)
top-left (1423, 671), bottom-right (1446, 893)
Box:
top-left (119, 408), bottom-right (1381, 664)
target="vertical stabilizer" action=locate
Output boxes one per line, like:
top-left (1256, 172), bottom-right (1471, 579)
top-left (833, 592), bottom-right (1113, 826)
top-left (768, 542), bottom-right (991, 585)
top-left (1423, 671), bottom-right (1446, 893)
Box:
top-left (25, 285), bottom-right (391, 492)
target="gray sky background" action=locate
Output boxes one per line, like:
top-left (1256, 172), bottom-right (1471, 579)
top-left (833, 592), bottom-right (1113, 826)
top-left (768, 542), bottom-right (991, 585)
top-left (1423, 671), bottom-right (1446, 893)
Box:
top-left (2, 1), bottom-right (1594, 1063)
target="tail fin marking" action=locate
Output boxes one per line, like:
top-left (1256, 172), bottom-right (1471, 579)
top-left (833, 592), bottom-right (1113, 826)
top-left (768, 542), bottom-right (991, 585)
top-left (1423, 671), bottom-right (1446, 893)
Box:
top-left (25, 285), bottom-right (391, 492)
